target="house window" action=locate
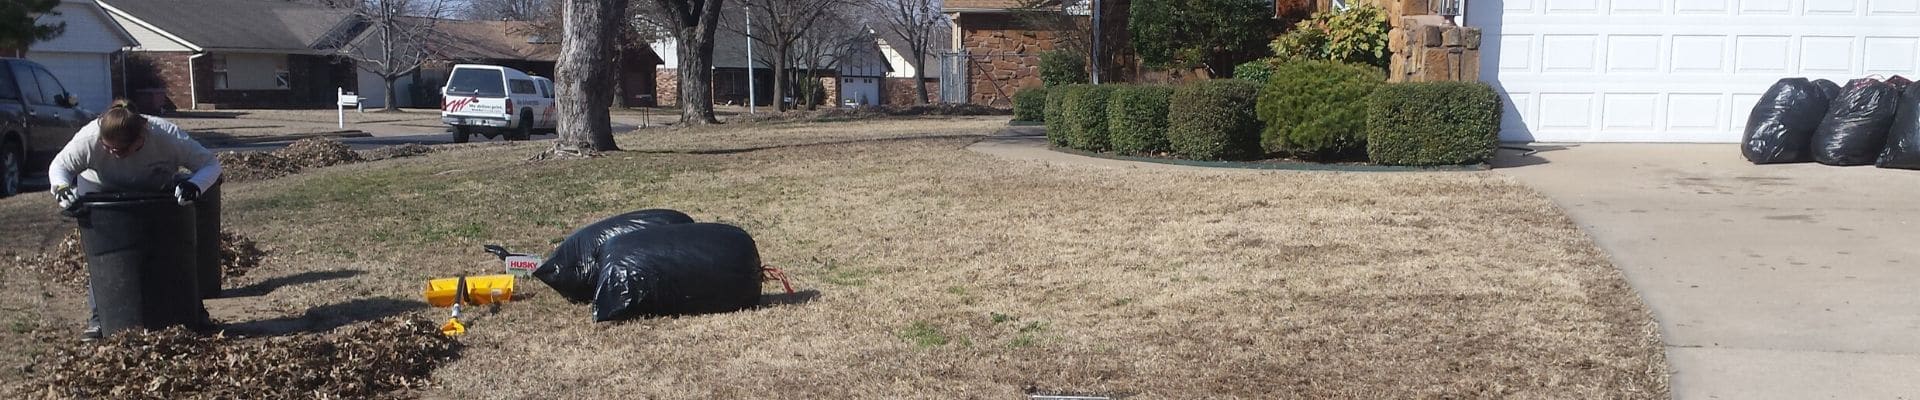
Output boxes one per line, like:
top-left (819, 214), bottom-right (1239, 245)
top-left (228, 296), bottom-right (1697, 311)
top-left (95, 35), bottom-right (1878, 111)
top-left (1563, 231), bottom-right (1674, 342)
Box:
top-left (210, 54), bottom-right (229, 90)
top-left (275, 58), bottom-right (290, 89)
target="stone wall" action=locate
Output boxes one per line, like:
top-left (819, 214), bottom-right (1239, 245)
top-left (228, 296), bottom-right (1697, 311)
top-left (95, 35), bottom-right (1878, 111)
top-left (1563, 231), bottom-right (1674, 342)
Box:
top-left (956, 14), bottom-right (1058, 107)
top-left (884, 77), bottom-right (939, 106)
top-left (1382, 0), bottom-right (1481, 83)
top-left (655, 68), bottom-right (679, 108)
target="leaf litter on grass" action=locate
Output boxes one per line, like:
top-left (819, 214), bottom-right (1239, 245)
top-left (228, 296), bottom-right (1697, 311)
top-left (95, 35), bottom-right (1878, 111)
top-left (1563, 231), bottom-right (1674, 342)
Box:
top-left (23, 229), bottom-right (267, 289)
top-left (15, 317), bottom-right (459, 399)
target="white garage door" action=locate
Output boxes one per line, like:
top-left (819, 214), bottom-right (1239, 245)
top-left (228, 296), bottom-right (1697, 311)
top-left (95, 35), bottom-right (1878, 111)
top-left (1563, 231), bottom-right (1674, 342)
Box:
top-left (24, 51), bottom-right (114, 113)
top-left (1470, 0), bottom-right (1920, 143)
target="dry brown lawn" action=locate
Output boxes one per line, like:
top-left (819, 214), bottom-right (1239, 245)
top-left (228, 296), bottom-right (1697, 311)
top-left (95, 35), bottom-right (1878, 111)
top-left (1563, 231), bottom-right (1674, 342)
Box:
top-left (0, 116), bottom-right (1668, 398)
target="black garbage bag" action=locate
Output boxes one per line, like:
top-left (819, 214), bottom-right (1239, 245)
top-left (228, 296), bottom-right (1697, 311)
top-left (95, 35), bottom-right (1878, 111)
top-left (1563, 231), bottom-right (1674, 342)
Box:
top-left (1815, 79), bottom-right (1842, 101)
top-left (1812, 78), bottom-right (1901, 165)
top-left (1889, 75), bottom-right (1913, 90)
top-left (1742, 78), bottom-right (1829, 164)
top-left (533, 209), bottom-right (695, 302)
top-left (591, 223), bottom-right (763, 322)
top-left (1878, 83), bottom-right (1920, 169)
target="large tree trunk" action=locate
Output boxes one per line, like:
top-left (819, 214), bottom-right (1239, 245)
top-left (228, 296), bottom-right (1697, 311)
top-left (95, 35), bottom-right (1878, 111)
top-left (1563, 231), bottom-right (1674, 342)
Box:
top-left (678, 23), bottom-right (720, 124)
top-left (772, 53), bottom-right (788, 112)
top-left (383, 76), bottom-right (400, 111)
top-left (554, 0), bottom-right (625, 153)
top-left (910, 56), bottom-right (929, 105)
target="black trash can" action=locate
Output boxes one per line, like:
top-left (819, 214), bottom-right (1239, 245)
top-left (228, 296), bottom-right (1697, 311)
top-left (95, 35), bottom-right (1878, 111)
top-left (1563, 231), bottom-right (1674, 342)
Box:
top-left (193, 183), bottom-right (222, 299)
top-left (75, 192), bottom-right (207, 335)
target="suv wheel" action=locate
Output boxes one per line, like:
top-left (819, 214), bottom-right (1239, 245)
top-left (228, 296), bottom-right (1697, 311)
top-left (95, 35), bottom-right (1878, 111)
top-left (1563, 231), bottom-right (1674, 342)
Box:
top-left (2, 140), bottom-right (21, 197)
top-left (451, 126), bottom-right (470, 144)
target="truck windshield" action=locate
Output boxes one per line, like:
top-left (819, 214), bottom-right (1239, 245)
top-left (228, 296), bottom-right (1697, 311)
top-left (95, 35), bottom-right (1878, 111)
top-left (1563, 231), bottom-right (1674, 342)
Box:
top-left (446, 69), bottom-right (506, 98)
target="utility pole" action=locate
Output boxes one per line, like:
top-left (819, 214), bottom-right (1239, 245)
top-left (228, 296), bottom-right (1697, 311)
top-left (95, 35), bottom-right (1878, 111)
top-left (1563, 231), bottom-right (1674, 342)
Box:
top-left (746, 5), bottom-right (756, 113)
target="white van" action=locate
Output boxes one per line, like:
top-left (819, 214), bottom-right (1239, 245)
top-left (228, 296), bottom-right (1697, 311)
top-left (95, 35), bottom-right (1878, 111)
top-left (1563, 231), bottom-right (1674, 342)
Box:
top-left (440, 64), bottom-right (557, 142)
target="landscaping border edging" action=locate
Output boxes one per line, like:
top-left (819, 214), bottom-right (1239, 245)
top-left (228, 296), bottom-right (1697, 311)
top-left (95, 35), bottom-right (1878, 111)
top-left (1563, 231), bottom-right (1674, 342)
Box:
top-left (1048, 146), bottom-right (1491, 172)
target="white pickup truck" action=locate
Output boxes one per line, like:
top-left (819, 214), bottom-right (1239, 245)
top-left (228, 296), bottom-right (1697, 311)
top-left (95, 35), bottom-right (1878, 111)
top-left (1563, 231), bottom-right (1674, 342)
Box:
top-left (440, 64), bottom-right (557, 143)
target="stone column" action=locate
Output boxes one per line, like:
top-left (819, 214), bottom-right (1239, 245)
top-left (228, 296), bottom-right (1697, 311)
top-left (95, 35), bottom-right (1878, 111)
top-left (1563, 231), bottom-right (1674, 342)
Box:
top-left (1385, 1), bottom-right (1481, 83)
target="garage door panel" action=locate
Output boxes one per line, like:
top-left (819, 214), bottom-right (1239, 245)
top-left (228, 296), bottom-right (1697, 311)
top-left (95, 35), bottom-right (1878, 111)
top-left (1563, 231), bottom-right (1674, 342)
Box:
top-left (1500, 35), bottom-right (1535, 71)
top-left (1678, 0), bottom-right (1731, 13)
top-left (1672, 36), bottom-right (1731, 72)
top-left (1544, 35), bottom-right (1601, 72)
top-left (1539, 94), bottom-right (1597, 132)
top-left (1668, 94), bottom-right (1727, 132)
top-left (1546, 0), bottom-right (1600, 13)
top-left (1603, 94), bottom-right (1661, 130)
top-left (1738, 0), bottom-right (1792, 14)
top-left (1869, 0), bottom-right (1920, 14)
top-left (1613, 0), bottom-right (1665, 13)
top-left (1799, 36), bottom-right (1858, 74)
top-left (1863, 37), bottom-right (1919, 73)
top-left (1735, 36), bottom-right (1793, 73)
top-left (1805, 0), bottom-right (1860, 15)
top-left (1608, 36), bottom-right (1664, 72)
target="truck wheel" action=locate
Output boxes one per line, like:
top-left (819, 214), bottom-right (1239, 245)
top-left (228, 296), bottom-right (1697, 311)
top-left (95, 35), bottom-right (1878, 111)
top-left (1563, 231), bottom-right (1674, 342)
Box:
top-left (1, 139), bottom-right (21, 197)
top-left (451, 127), bottom-right (470, 144)
top-left (508, 110), bottom-right (533, 141)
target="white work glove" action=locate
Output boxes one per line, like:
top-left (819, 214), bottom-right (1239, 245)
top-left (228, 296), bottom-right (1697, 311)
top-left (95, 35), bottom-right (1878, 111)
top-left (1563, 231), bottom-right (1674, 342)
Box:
top-left (52, 185), bottom-right (77, 210)
top-left (172, 179), bottom-right (201, 206)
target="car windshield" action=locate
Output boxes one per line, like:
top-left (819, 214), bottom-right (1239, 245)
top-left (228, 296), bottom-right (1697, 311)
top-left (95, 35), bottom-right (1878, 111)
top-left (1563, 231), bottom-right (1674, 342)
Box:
top-left (445, 69), bottom-right (505, 98)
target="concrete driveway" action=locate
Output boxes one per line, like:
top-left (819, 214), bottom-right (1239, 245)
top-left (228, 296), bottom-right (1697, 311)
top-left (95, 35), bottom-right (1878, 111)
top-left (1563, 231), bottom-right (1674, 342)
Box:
top-left (1496, 144), bottom-right (1920, 399)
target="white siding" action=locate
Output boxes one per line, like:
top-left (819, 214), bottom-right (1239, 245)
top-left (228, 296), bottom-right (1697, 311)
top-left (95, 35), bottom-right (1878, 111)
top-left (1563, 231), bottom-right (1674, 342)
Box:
top-left (108, 9), bottom-right (193, 51)
top-left (881, 45), bottom-right (919, 78)
top-left (30, 1), bottom-right (132, 53)
top-left (652, 39), bottom-right (679, 69)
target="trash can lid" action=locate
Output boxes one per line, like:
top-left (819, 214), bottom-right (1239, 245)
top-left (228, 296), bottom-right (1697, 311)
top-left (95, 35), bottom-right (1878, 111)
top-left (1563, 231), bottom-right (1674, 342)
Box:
top-left (77, 192), bottom-right (176, 207)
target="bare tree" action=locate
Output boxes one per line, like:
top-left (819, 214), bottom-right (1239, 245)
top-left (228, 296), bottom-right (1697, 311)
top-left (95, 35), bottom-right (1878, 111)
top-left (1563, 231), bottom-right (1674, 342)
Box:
top-left (648, 0), bottom-right (727, 124)
top-left (868, 0), bottom-right (942, 104)
top-left (720, 0), bottom-right (852, 112)
top-left (340, 0), bottom-right (447, 112)
top-left (551, 0), bottom-right (630, 154)
top-left (463, 0), bottom-right (546, 21)
top-left (789, 10), bottom-right (862, 110)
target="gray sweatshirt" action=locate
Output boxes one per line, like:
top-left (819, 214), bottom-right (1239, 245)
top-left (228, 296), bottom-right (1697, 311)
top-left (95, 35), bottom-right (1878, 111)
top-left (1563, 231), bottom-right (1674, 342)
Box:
top-left (48, 116), bottom-right (222, 193)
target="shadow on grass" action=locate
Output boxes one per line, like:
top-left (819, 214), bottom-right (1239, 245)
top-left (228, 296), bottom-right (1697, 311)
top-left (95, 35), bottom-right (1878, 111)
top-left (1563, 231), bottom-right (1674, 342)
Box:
top-left (222, 296), bottom-right (428, 337)
top-left (760, 289), bottom-right (821, 307)
top-left (224, 270), bottom-right (366, 298)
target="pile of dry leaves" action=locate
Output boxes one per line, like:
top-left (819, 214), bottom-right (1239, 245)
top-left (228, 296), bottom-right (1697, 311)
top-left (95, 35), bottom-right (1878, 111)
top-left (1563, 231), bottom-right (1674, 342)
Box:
top-left (215, 152), bottom-right (302, 182)
top-left (25, 230), bottom-right (267, 289)
top-left (17, 318), bottom-right (460, 399)
top-left (220, 138), bottom-right (431, 183)
top-left (275, 138), bottom-right (362, 169)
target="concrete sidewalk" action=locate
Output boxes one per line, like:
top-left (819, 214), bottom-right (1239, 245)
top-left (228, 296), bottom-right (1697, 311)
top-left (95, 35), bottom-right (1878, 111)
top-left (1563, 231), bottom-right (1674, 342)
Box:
top-left (1495, 144), bottom-right (1920, 399)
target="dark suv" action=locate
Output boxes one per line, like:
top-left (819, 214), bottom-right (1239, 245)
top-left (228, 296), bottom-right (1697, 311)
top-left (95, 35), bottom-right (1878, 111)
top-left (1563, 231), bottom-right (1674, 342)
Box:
top-left (1, 58), bottom-right (93, 197)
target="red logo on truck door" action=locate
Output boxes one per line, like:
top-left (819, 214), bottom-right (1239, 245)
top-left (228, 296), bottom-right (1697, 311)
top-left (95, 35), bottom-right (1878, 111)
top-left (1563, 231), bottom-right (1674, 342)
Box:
top-left (443, 97), bottom-right (476, 112)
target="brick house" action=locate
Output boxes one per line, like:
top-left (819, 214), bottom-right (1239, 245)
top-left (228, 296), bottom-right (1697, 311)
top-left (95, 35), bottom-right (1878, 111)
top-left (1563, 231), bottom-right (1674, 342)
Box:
top-left (101, 0), bottom-right (365, 111)
top-left (873, 26), bottom-right (946, 105)
top-left (942, 0), bottom-right (1128, 107)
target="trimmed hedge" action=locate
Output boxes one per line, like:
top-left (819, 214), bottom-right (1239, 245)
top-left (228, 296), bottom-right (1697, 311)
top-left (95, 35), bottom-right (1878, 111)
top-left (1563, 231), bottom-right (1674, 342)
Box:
top-left (1257, 60), bottom-right (1385, 158)
top-left (1168, 79), bottom-right (1263, 160)
top-left (1014, 87), bottom-right (1048, 122)
top-left (1044, 85), bottom-right (1081, 146)
top-left (1366, 82), bottom-right (1503, 166)
top-left (1107, 85), bottom-right (1175, 155)
top-left (1040, 51), bottom-right (1089, 87)
top-left (1063, 85), bottom-right (1119, 151)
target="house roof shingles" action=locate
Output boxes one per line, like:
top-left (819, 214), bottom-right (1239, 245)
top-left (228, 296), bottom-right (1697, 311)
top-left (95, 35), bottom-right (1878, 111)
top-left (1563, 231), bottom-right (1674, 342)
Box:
top-left (103, 0), bottom-right (358, 52)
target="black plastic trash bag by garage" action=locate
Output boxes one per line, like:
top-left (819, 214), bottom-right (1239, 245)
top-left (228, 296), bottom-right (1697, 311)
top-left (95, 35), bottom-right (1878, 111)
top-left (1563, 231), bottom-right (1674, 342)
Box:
top-left (591, 223), bottom-right (763, 322)
top-left (1815, 79), bottom-right (1842, 100)
top-left (1877, 83), bottom-right (1920, 169)
top-left (1742, 78), bottom-right (1830, 164)
top-left (1889, 75), bottom-right (1913, 90)
top-left (533, 209), bottom-right (694, 302)
top-left (1812, 78), bottom-right (1901, 166)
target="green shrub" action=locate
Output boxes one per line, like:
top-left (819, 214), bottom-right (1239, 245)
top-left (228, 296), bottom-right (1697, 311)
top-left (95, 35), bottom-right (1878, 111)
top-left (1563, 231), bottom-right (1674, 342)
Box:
top-left (1168, 80), bottom-right (1262, 160)
top-left (1063, 85), bottom-right (1119, 151)
top-left (1044, 85), bottom-right (1083, 146)
top-left (1040, 51), bottom-right (1088, 87)
top-left (1257, 60), bottom-right (1384, 159)
top-left (1269, 4), bottom-right (1390, 69)
top-left (1232, 59), bottom-right (1276, 83)
top-left (1366, 82), bottom-right (1503, 166)
top-left (1106, 85), bottom-right (1175, 155)
top-left (1014, 87), bottom-right (1049, 122)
